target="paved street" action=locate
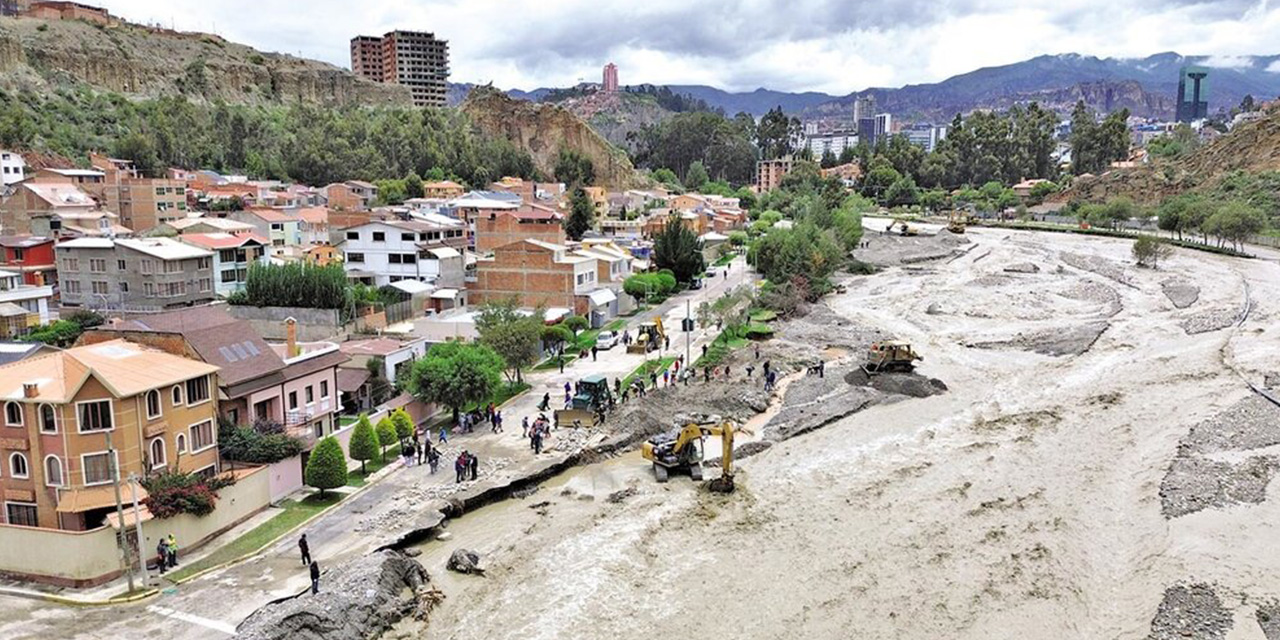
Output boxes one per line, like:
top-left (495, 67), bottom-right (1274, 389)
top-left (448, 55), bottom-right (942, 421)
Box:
top-left (0, 256), bottom-right (755, 640)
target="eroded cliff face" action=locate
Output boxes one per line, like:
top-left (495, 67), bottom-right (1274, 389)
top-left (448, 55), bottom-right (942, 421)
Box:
top-left (462, 87), bottom-right (644, 189)
top-left (0, 16), bottom-right (410, 107)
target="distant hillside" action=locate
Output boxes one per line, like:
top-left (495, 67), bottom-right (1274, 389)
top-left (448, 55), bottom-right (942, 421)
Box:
top-left (0, 16), bottom-right (410, 107)
top-left (461, 87), bottom-right (644, 189)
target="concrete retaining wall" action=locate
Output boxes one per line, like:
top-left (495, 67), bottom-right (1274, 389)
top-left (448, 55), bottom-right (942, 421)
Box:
top-left (140, 466), bottom-right (272, 567)
top-left (265, 456), bottom-right (304, 503)
top-left (226, 305), bottom-right (342, 341)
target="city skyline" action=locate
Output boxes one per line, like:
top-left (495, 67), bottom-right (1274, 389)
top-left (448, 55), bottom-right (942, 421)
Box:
top-left (94, 0), bottom-right (1280, 95)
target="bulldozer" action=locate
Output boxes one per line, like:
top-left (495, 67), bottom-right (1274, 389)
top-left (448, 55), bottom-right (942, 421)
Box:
top-left (626, 317), bottom-right (666, 354)
top-left (889, 219), bottom-right (918, 236)
top-left (862, 340), bottom-right (923, 375)
top-left (642, 420), bottom-right (738, 493)
top-left (553, 374), bottom-right (613, 428)
top-left (946, 211), bottom-right (967, 234)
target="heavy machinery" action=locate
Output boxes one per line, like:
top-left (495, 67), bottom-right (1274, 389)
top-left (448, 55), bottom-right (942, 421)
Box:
top-left (946, 211), bottom-right (967, 234)
top-left (642, 420), bottom-right (737, 492)
top-left (889, 219), bottom-right (918, 236)
top-left (862, 340), bottom-right (923, 375)
top-left (626, 317), bottom-right (666, 354)
top-left (554, 374), bottom-right (613, 428)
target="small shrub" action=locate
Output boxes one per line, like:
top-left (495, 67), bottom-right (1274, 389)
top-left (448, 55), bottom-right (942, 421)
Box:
top-left (142, 470), bottom-right (236, 519)
top-left (305, 437), bottom-right (347, 497)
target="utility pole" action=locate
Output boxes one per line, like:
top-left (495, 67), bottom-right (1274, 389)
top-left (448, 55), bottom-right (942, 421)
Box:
top-left (106, 431), bottom-right (135, 593)
top-left (128, 473), bottom-right (148, 586)
top-left (685, 298), bottom-right (691, 368)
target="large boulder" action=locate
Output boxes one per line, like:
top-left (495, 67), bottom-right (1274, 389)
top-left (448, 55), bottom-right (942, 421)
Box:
top-left (237, 550), bottom-right (429, 640)
top-left (447, 548), bottom-right (483, 575)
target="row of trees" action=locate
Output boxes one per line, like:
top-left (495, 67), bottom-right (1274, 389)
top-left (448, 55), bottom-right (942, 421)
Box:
top-left (0, 89), bottom-right (535, 186)
top-left (1156, 195), bottom-right (1268, 250)
top-left (230, 262), bottom-right (350, 310)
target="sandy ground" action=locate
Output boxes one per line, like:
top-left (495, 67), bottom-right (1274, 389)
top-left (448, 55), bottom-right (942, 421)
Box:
top-left (393, 227), bottom-right (1280, 640)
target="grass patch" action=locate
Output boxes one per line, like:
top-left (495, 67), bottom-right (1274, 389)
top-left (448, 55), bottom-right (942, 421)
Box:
top-left (621, 356), bottom-right (676, 389)
top-left (713, 252), bottom-right (737, 266)
top-left (481, 381), bottom-right (531, 409)
top-left (166, 493), bottom-right (344, 582)
top-left (337, 415), bottom-right (359, 428)
top-left (572, 318), bottom-right (626, 351)
top-left (749, 309), bottom-right (777, 322)
top-left (533, 354), bottom-right (578, 371)
top-left (347, 454), bottom-right (393, 487)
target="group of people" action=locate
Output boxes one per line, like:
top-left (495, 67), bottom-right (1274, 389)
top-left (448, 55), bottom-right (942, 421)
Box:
top-left (398, 428), bottom-right (442, 473)
top-left (299, 533), bottom-right (321, 595)
top-left (524, 414), bottom-right (552, 454)
top-left (154, 533), bottom-right (179, 575)
top-left (455, 450), bottom-right (479, 483)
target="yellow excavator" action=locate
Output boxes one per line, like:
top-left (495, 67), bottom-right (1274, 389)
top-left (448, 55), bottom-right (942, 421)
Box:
top-left (626, 317), bottom-right (666, 354)
top-left (946, 210), bottom-right (966, 234)
top-left (862, 340), bottom-right (923, 375)
top-left (641, 420), bottom-right (737, 493)
top-left (889, 219), bottom-right (918, 236)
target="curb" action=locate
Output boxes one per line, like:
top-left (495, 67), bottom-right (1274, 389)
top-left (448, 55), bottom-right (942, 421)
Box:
top-left (0, 585), bottom-right (159, 607)
top-left (165, 459), bottom-right (406, 587)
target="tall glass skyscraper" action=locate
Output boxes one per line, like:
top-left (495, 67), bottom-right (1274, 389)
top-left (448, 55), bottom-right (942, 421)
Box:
top-left (1175, 66), bottom-right (1209, 123)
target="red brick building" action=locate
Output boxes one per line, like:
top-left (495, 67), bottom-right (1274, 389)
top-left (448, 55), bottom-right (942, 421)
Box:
top-left (473, 204), bottom-right (564, 254)
top-left (0, 235), bottom-right (56, 286)
top-left (470, 239), bottom-right (599, 314)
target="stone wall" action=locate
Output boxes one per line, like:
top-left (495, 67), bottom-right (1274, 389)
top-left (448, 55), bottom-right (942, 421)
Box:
top-left (225, 305), bottom-right (342, 341)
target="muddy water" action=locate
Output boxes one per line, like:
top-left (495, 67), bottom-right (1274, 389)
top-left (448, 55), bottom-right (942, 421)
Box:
top-left (401, 229), bottom-right (1280, 640)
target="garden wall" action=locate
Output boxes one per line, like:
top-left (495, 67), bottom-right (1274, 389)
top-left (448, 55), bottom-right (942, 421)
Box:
top-left (226, 306), bottom-right (342, 341)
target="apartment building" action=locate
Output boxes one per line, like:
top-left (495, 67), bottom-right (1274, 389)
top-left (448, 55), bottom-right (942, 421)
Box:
top-left (230, 209), bottom-right (302, 247)
top-left (341, 219), bottom-right (466, 287)
top-left (470, 239), bottom-right (599, 315)
top-left (0, 150), bottom-right (27, 186)
top-left (0, 339), bottom-right (219, 530)
top-left (0, 268), bottom-right (53, 335)
top-left (155, 217), bottom-right (256, 236)
top-left (422, 180), bottom-right (464, 199)
top-left (175, 233), bottom-right (270, 298)
top-left (473, 203), bottom-right (565, 253)
top-left (755, 157), bottom-right (795, 192)
top-left (349, 31), bottom-right (450, 107)
top-left (0, 235), bottom-right (56, 286)
top-left (84, 308), bottom-right (349, 449)
top-left (55, 237), bottom-right (214, 310)
top-left (88, 154), bottom-right (188, 232)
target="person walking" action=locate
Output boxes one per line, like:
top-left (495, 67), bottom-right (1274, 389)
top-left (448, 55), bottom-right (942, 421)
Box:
top-left (663, 370), bottom-right (670, 387)
top-left (299, 533), bottom-right (311, 566)
top-left (591, 345), bottom-right (598, 362)
top-left (746, 364), bottom-right (755, 379)
top-left (156, 538), bottom-right (169, 575)
top-left (532, 427), bottom-right (544, 455)
top-left (522, 416), bottom-right (530, 438)
top-left (763, 360), bottom-right (771, 378)
top-left (439, 425), bottom-right (448, 444)
top-left (166, 534), bottom-right (179, 568)
top-left (703, 366), bottom-right (711, 383)
top-left (701, 344), bottom-right (708, 358)
top-left (664, 336), bottom-right (670, 351)
top-left (755, 344), bottom-right (760, 360)
top-left (309, 560), bottom-right (321, 595)
top-left (416, 437), bottom-right (424, 465)
top-left (818, 360), bottom-right (825, 378)
top-left (401, 442), bottom-right (414, 467)
top-left (427, 446), bottom-right (439, 474)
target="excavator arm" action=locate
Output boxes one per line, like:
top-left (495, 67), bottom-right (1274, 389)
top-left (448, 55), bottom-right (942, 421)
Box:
top-left (671, 421), bottom-right (737, 481)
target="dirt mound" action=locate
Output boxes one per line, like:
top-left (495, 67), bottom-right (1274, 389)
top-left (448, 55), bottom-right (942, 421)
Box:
top-left (1147, 583), bottom-right (1233, 640)
top-left (854, 230), bottom-right (971, 267)
top-left (1058, 281), bottom-right (1123, 317)
top-left (237, 550), bottom-right (429, 640)
top-left (968, 321), bottom-right (1109, 357)
top-left (1161, 280), bottom-right (1200, 309)
top-left (1181, 307), bottom-right (1243, 335)
top-left (844, 369), bottom-right (948, 398)
top-left (1060, 252), bottom-right (1134, 287)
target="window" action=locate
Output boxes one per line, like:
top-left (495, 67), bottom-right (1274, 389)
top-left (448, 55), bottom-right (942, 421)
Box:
top-left (172, 385), bottom-right (183, 405)
top-left (389, 254), bottom-right (402, 264)
top-left (5, 503), bottom-right (37, 527)
top-left (346, 252), bottom-right (364, 263)
top-left (219, 249), bottom-right (236, 262)
top-left (401, 233), bottom-right (415, 242)
top-left (82, 451), bottom-right (116, 485)
top-left (194, 464), bottom-right (217, 480)
top-left (346, 231), bottom-right (359, 241)
top-left (143, 282), bottom-right (155, 296)
top-left (120, 282), bottom-right (129, 293)
top-left (116, 259), bottom-right (126, 270)
top-left (190, 420), bottom-right (214, 452)
top-left (39, 404), bottom-right (55, 434)
top-left (270, 223), bottom-right (283, 231)
top-left (199, 278), bottom-right (212, 292)
top-left (163, 261), bottom-right (182, 274)
top-left (77, 399), bottom-right (113, 432)
top-left (140, 259), bottom-right (154, 274)
top-left (401, 253), bottom-right (417, 264)
top-left (288, 391), bottom-right (298, 411)
top-left (89, 258), bottom-right (106, 273)
top-left (149, 438), bottom-right (166, 470)
top-left (320, 380), bottom-right (330, 399)
top-left (12, 247), bottom-right (23, 262)
top-left (197, 257), bottom-right (211, 269)
top-left (146, 389), bottom-right (162, 419)
top-left (221, 269), bottom-right (237, 283)
top-left (9, 452), bottom-right (27, 478)
top-left (185, 376), bottom-right (209, 405)
top-left (175, 433), bottom-right (187, 454)
top-left (227, 408), bottom-right (239, 425)
top-left (91, 281), bottom-right (108, 295)
top-left (63, 257), bottom-right (79, 271)
top-left (155, 187), bottom-right (165, 196)
top-left (372, 231), bottom-right (385, 242)
top-left (305, 386), bottom-right (314, 405)
top-left (44, 456), bottom-right (62, 487)
top-left (5, 401), bottom-right (21, 426)
top-left (64, 280), bottom-right (81, 294)
top-left (313, 422), bottom-right (324, 439)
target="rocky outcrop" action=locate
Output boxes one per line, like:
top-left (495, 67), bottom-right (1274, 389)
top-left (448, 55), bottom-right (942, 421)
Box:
top-left (0, 16), bottom-right (410, 107)
top-left (236, 550), bottom-right (430, 640)
top-left (462, 86), bottom-right (644, 189)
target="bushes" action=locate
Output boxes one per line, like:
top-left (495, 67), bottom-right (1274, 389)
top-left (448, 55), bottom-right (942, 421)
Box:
top-left (392, 409), bottom-right (414, 441)
top-left (234, 262), bottom-right (349, 309)
top-left (217, 420), bottom-right (302, 464)
top-left (375, 417), bottom-right (397, 461)
top-left (142, 470), bottom-right (237, 519)
top-left (623, 272), bottom-right (677, 300)
top-left (305, 436), bottom-right (347, 498)
top-left (347, 415), bottom-right (379, 474)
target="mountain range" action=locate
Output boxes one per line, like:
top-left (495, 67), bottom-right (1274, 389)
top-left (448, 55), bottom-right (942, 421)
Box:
top-left (458, 52), bottom-right (1280, 123)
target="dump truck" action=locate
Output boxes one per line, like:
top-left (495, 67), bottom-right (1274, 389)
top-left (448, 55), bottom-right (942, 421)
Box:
top-left (862, 340), bottom-right (923, 375)
top-left (641, 420), bottom-right (737, 492)
top-left (554, 374), bottom-right (613, 428)
top-left (626, 317), bottom-right (665, 354)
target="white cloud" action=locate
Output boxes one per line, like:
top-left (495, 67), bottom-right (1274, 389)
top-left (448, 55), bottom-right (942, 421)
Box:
top-left (95, 0), bottom-right (1280, 93)
top-left (1268, 60), bottom-right (1280, 73)
top-left (1202, 55), bottom-right (1257, 69)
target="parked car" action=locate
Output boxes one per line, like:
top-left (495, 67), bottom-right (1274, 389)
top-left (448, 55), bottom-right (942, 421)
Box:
top-left (595, 330), bottom-right (620, 350)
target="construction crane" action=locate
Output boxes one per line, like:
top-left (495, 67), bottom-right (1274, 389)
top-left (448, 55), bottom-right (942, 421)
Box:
top-left (642, 420), bottom-right (737, 493)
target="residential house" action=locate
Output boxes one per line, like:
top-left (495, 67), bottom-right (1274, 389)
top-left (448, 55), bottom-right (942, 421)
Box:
top-left (83, 308), bottom-right (349, 449)
top-left (324, 181), bottom-right (378, 211)
top-left (422, 180), bottom-right (464, 199)
top-left (305, 244), bottom-right (342, 266)
top-left (0, 341), bottom-right (59, 366)
top-left (175, 233), bottom-right (270, 298)
top-left (31, 168), bottom-right (106, 195)
top-left (0, 339), bottom-right (219, 530)
top-left (88, 154), bottom-right (188, 232)
top-left (0, 181), bottom-right (132, 239)
top-left (337, 337), bottom-right (429, 386)
top-left (55, 237), bottom-right (214, 310)
top-left (0, 235), bottom-right (56, 286)
top-left (154, 217), bottom-right (256, 236)
top-left (470, 239), bottom-right (600, 316)
top-left (230, 208), bottom-right (302, 247)
top-left (0, 150), bottom-right (26, 186)
top-left (341, 219), bottom-right (467, 287)
top-left (643, 209), bottom-right (705, 238)
top-left (473, 203), bottom-right (565, 254)
top-left (295, 207), bottom-right (330, 246)
top-left (1012, 178), bottom-right (1051, 200)
top-left (22, 1), bottom-right (115, 25)
top-left (449, 190), bottom-right (522, 247)
top-left (0, 268), bottom-right (53, 335)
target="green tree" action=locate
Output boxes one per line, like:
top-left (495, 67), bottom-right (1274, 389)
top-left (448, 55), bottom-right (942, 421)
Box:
top-left (883, 175), bottom-right (921, 207)
top-left (684, 160), bottom-right (710, 191)
top-left (564, 187), bottom-right (594, 241)
top-left (555, 149), bottom-right (595, 187)
top-left (305, 436), bottom-right (347, 498)
top-left (347, 415), bottom-right (379, 475)
top-left (392, 408), bottom-right (414, 442)
top-left (652, 167), bottom-right (683, 191)
top-left (365, 357), bottom-right (394, 406)
top-left (475, 298), bottom-right (543, 382)
top-left (860, 156), bottom-right (901, 201)
top-left (405, 342), bottom-right (504, 424)
top-left (653, 217), bottom-right (707, 283)
top-left (920, 189), bottom-right (948, 212)
top-left (1132, 235), bottom-right (1174, 268)
top-left (1027, 181), bottom-right (1059, 205)
top-left (404, 172), bottom-right (424, 199)
top-left (375, 417), bottom-right (397, 462)
top-left (756, 107), bottom-right (801, 160)
top-left (563, 314), bottom-right (589, 335)
top-left (540, 324), bottom-right (574, 361)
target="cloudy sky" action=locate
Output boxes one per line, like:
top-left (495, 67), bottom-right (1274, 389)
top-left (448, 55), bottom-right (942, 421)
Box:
top-left (98, 0), bottom-right (1280, 94)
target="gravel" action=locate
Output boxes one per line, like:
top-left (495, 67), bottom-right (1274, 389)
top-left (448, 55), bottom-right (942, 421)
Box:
top-left (1003, 262), bottom-right (1041, 273)
top-left (1257, 601), bottom-right (1280, 639)
top-left (854, 230), bottom-right (971, 267)
top-left (1161, 280), bottom-right (1201, 309)
top-left (1060, 252), bottom-right (1134, 287)
top-left (968, 321), bottom-right (1109, 357)
top-left (1057, 281), bottom-right (1123, 317)
top-left (1181, 307), bottom-right (1243, 335)
top-left (1159, 454), bottom-right (1280, 518)
top-left (1147, 583), bottom-right (1233, 640)
top-left (1179, 396), bottom-right (1280, 455)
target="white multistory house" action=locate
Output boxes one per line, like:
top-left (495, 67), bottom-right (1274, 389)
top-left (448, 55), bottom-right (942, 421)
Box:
top-left (340, 219), bottom-right (467, 287)
top-left (0, 150), bottom-right (26, 186)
